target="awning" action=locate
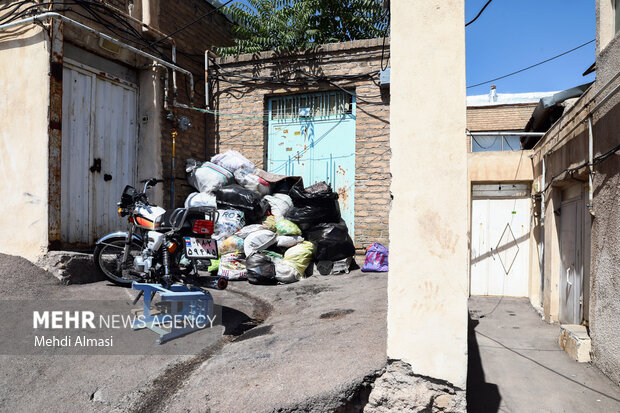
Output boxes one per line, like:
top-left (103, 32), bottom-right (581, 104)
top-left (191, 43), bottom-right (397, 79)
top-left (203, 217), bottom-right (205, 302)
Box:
top-left (521, 82), bottom-right (593, 149)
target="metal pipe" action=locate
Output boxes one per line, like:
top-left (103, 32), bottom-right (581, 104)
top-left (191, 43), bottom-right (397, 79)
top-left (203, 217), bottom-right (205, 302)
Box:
top-left (539, 154), bottom-right (546, 304)
top-left (466, 131), bottom-right (545, 137)
top-left (171, 45), bottom-right (179, 105)
top-left (0, 13), bottom-right (194, 96)
top-left (587, 116), bottom-right (595, 215)
top-left (205, 51), bottom-right (210, 108)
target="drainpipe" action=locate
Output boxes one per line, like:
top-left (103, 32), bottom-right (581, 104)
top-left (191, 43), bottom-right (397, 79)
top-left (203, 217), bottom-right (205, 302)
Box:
top-left (587, 116), bottom-right (595, 215)
top-left (539, 154), bottom-right (546, 303)
top-left (171, 130), bottom-right (177, 209)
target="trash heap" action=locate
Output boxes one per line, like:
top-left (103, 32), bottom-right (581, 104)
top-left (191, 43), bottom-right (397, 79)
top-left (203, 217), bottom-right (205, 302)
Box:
top-left (185, 150), bottom-right (356, 284)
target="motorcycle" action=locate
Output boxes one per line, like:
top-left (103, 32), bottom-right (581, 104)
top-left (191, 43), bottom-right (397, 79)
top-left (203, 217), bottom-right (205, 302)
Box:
top-left (93, 178), bottom-right (227, 290)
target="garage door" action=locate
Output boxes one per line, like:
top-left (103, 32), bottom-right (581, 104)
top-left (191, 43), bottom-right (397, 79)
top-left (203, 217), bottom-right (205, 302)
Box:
top-left (61, 59), bottom-right (138, 246)
top-left (470, 184), bottom-right (531, 296)
top-left (267, 91), bottom-right (356, 235)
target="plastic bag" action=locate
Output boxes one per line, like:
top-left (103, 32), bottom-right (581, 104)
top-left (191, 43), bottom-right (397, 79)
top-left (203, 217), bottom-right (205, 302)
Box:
top-left (184, 192), bottom-right (217, 208)
top-left (216, 185), bottom-right (268, 223)
top-left (213, 209), bottom-right (246, 240)
top-left (289, 181), bottom-right (338, 206)
top-left (263, 194), bottom-right (293, 219)
top-left (246, 251), bottom-right (282, 285)
top-left (306, 222), bottom-right (355, 261)
top-left (275, 261), bottom-right (300, 284)
top-left (188, 161), bottom-right (233, 193)
top-left (276, 235), bottom-right (304, 248)
top-left (220, 235), bottom-right (244, 255)
top-left (235, 224), bottom-right (267, 239)
top-left (218, 252), bottom-right (247, 280)
top-left (282, 241), bottom-right (314, 276)
top-left (211, 150), bottom-right (255, 173)
top-left (244, 229), bottom-right (277, 257)
top-left (263, 215), bottom-right (277, 232)
top-left (361, 242), bottom-right (389, 272)
top-left (285, 202), bottom-right (341, 227)
top-left (234, 168), bottom-right (270, 196)
top-left (275, 219), bottom-right (302, 236)
top-left (254, 170), bottom-right (303, 194)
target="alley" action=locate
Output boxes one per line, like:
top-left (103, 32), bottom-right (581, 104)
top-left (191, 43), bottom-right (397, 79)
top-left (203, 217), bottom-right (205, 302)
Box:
top-left (468, 297), bottom-right (620, 413)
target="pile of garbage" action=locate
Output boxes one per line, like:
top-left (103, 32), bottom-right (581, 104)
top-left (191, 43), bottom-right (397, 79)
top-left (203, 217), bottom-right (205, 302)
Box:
top-left (185, 150), bottom-right (357, 284)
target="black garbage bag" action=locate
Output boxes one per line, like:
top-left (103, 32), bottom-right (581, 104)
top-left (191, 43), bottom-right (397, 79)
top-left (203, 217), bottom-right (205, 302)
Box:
top-left (246, 252), bottom-right (278, 285)
top-left (306, 221), bottom-right (355, 261)
top-left (215, 185), bottom-right (268, 223)
top-left (289, 181), bottom-right (338, 206)
top-left (285, 201), bottom-right (341, 227)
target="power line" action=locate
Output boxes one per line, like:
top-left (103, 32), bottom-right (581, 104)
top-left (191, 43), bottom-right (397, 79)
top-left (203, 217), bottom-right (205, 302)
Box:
top-left (149, 0), bottom-right (235, 47)
top-left (466, 0), bottom-right (494, 27)
top-left (467, 39), bottom-right (595, 89)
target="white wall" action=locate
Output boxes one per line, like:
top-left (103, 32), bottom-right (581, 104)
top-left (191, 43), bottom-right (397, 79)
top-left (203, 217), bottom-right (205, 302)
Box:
top-left (0, 26), bottom-right (51, 261)
top-left (388, 0), bottom-right (469, 388)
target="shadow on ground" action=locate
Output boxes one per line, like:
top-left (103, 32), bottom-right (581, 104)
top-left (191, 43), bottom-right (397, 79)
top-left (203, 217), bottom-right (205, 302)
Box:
top-left (467, 315), bottom-right (501, 413)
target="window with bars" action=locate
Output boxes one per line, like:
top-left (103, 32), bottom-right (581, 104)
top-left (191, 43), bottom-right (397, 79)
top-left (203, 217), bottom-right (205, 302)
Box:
top-left (269, 90), bottom-right (354, 122)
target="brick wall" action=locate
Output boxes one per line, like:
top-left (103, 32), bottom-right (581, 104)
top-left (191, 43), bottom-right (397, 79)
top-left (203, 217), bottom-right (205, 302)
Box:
top-left (210, 38), bottom-right (391, 250)
top-left (466, 103), bottom-right (536, 151)
top-left (156, 0), bottom-right (234, 208)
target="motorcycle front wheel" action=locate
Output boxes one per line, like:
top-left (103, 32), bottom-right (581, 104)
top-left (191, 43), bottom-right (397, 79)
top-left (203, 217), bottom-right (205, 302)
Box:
top-left (94, 235), bottom-right (143, 286)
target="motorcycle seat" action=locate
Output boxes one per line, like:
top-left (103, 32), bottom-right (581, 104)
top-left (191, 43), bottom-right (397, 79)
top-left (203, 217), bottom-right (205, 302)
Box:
top-left (156, 207), bottom-right (217, 229)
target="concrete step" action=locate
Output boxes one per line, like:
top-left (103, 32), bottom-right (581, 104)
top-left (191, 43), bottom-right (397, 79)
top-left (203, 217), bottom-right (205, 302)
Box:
top-left (558, 324), bottom-right (591, 363)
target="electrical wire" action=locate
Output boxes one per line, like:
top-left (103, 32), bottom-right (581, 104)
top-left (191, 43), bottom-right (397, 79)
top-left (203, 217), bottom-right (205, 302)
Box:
top-left (467, 39), bottom-right (595, 89)
top-left (465, 0), bottom-right (494, 27)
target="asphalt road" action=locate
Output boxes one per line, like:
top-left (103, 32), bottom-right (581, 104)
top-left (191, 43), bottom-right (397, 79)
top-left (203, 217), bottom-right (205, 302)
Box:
top-left (0, 253), bottom-right (387, 412)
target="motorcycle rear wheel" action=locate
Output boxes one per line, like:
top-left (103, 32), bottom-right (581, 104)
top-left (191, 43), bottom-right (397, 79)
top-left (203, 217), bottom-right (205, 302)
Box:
top-left (94, 236), bottom-right (143, 286)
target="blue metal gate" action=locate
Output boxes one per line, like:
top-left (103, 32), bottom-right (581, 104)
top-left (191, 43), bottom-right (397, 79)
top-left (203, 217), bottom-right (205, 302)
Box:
top-left (267, 91), bottom-right (356, 235)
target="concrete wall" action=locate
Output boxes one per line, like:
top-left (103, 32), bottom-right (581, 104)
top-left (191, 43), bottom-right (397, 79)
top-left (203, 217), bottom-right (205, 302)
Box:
top-left (0, 25), bottom-right (51, 260)
top-left (209, 39), bottom-right (391, 250)
top-left (389, 0), bottom-right (468, 392)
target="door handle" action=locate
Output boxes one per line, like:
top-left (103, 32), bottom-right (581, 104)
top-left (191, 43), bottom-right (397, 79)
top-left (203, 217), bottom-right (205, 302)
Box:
top-left (566, 267), bottom-right (573, 287)
top-left (90, 158), bottom-right (101, 173)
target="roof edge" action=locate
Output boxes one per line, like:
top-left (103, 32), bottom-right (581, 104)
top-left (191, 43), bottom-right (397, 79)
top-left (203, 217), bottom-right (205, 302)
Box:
top-left (216, 37), bottom-right (389, 65)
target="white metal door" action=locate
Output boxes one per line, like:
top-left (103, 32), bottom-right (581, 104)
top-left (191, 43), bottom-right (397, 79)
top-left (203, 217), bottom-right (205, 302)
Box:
top-left (471, 197), bottom-right (530, 296)
top-left (61, 62), bottom-right (138, 246)
top-left (559, 198), bottom-right (583, 324)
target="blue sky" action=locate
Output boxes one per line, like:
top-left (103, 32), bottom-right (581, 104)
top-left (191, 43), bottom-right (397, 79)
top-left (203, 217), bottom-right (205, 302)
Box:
top-left (465, 0), bottom-right (596, 96)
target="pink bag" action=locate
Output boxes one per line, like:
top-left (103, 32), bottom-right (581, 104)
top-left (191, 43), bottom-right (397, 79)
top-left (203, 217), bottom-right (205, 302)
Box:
top-left (361, 243), bottom-right (389, 272)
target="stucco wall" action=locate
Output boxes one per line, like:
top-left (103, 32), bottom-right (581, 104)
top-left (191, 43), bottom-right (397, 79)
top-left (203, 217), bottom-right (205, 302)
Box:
top-left (0, 26), bottom-right (51, 260)
top-left (529, 2), bottom-right (620, 382)
top-left (467, 151), bottom-right (534, 182)
top-left (389, 0), bottom-right (468, 390)
top-left (589, 27), bottom-right (620, 382)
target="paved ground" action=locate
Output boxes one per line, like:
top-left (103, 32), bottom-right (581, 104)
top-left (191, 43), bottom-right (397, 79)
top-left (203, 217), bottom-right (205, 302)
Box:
top-left (0, 253), bottom-right (387, 412)
top-left (468, 296), bottom-right (620, 413)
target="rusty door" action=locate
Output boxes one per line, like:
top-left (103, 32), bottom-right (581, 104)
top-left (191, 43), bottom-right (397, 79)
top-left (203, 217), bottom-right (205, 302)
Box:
top-left (267, 91), bottom-right (356, 235)
top-left (61, 60), bottom-right (138, 246)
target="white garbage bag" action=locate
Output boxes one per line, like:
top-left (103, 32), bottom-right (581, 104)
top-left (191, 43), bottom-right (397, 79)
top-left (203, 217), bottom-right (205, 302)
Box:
top-left (244, 229), bottom-right (277, 257)
top-left (263, 194), bottom-right (293, 219)
top-left (211, 150), bottom-right (255, 173)
top-left (184, 192), bottom-right (217, 208)
top-left (189, 162), bottom-right (233, 193)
